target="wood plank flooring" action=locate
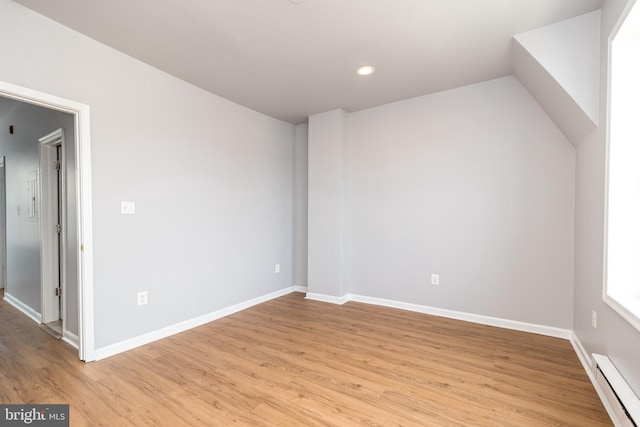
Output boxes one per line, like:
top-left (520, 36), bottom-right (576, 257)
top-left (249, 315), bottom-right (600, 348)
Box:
top-left (0, 291), bottom-right (611, 426)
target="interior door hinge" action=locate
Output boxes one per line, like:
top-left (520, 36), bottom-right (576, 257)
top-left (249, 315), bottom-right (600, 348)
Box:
top-left (55, 224), bottom-right (62, 234)
top-left (55, 287), bottom-right (62, 297)
top-left (54, 160), bottom-right (61, 171)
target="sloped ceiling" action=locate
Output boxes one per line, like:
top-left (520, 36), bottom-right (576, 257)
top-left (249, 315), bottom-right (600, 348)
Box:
top-left (12, 0), bottom-right (602, 124)
top-left (513, 11), bottom-right (601, 145)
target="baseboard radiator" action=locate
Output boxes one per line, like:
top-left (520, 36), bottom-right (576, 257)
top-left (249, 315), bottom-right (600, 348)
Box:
top-left (593, 354), bottom-right (640, 427)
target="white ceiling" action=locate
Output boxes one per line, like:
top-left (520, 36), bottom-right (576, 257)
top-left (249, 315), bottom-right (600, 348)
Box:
top-left (12, 0), bottom-right (602, 124)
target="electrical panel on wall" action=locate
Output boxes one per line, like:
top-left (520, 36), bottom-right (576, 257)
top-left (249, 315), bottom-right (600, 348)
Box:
top-left (26, 171), bottom-right (38, 221)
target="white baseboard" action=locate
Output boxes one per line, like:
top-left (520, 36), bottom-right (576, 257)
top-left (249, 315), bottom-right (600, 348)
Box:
top-left (63, 330), bottom-right (79, 349)
top-left (4, 292), bottom-right (80, 351)
top-left (301, 292), bottom-right (571, 339)
top-left (94, 286), bottom-right (297, 361)
top-left (305, 292), bottom-right (350, 305)
top-left (4, 293), bottom-right (42, 324)
top-left (570, 331), bottom-right (593, 372)
top-left (294, 285), bottom-right (308, 293)
top-left (571, 334), bottom-right (627, 427)
top-left (347, 294), bottom-right (572, 339)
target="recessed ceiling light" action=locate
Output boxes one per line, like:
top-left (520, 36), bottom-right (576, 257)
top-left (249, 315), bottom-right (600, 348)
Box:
top-left (356, 65), bottom-right (375, 76)
top-left (289, 0), bottom-right (304, 3)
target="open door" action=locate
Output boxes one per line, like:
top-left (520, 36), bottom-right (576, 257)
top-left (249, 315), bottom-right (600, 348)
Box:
top-left (40, 128), bottom-right (65, 333)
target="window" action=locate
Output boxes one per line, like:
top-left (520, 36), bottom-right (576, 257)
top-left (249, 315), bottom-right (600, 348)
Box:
top-left (605, 1), bottom-right (640, 331)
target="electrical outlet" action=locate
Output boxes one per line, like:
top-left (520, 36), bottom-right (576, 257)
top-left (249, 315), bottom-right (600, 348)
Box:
top-left (275, 264), bottom-right (281, 274)
top-left (137, 291), bottom-right (148, 306)
top-left (431, 274), bottom-right (440, 286)
top-left (592, 310), bottom-right (597, 329)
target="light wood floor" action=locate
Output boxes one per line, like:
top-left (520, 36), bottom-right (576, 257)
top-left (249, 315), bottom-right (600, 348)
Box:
top-left (0, 291), bottom-right (611, 426)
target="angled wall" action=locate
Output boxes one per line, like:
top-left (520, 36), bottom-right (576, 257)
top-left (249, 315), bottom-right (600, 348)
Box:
top-left (513, 10), bottom-right (601, 145)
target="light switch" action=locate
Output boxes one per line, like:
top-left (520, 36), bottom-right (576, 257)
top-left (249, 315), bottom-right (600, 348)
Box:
top-left (121, 201), bottom-right (136, 215)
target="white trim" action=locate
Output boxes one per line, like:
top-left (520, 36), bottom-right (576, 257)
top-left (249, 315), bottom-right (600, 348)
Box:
top-left (602, 0), bottom-right (640, 334)
top-left (593, 354), bottom-right (640, 426)
top-left (294, 285), bottom-right (308, 293)
top-left (570, 334), bottom-right (631, 427)
top-left (604, 294), bottom-right (640, 333)
top-left (305, 292), bottom-right (350, 305)
top-left (63, 330), bottom-right (79, 349)
top-left (569, 334), bottom-right (617, 426)
top-left (569, 331), bottom-right (593, 371)
top-left (39, 128), bottom-right (66, 326)
top-left (0, 80), bottom-right (94, 361)
top-left (94, 287), bottom-right (297, 361)
top-left (3, 293), bottom-right (42, 324)
top-left (348, 294), bottom-right (572, 339)
top-left (76, 104), bottom-right (94, 362)
top-left (93, 289), bottom-right (580, 360)
top-left (39, 128), bottom-right (64, 145)
top-left (302, 292), bottom-right (572, 338)
top-left (0, 157), bottom-right (5, 291)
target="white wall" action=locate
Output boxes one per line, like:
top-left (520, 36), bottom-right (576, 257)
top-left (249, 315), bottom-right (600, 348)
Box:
top-left (0, 105), bottom-right (40, 311)
top-left (573, 0), bottom-right (640, 396)
top-left (307, 109), bottom-right (348, 298)
top-left (0, 0), bottom-right (295, 350)
top-left (0, 101), bottom-right (76, 331)
top-left (346, 76), bottom-right (576, 328)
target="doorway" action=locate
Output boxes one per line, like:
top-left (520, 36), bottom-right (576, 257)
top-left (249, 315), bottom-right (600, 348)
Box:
top-left (0, 80), bottom-right (94, 361)
top-left (40, 128), bottom-right (66, 336)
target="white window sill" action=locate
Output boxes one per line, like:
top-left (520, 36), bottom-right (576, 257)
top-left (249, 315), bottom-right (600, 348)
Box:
top-left (604, 290), bottom-right (640, 332)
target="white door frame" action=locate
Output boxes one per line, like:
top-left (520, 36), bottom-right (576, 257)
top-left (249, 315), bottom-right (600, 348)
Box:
top-left (0, 80), bottom-right (94, 361)
top-left (39, 128), bottom-right (66, 326)
top-left (0, 156), bottom-right (6, 291)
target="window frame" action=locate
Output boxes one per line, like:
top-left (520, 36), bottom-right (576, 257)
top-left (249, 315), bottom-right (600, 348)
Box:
top-left (603, 0), bottom-right (640, 333)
